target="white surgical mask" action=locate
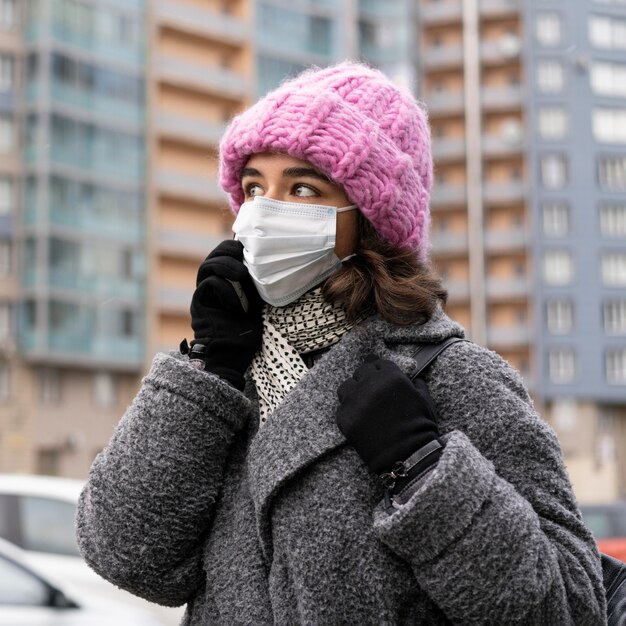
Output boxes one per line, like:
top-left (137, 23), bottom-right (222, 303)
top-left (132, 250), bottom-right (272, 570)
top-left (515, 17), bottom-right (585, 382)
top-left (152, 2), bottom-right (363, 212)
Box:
top-left (232, 196), bottom-right (357, 307)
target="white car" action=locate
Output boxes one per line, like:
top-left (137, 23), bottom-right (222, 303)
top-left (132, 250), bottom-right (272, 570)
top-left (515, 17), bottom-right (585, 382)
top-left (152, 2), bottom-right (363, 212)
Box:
top-left (0, 474), bottom-right (184, 626)
top-left (0, 535), bottom-right (163, 625)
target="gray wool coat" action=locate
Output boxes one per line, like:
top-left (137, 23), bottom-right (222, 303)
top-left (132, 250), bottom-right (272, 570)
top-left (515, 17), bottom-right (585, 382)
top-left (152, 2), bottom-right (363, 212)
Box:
top-left (76, 309), bottom-right (607, 625)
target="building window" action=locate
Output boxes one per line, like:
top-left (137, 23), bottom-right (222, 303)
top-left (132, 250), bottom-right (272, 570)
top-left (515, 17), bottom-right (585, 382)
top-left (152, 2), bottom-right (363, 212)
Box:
top-left (537, 59), bottom-right (564, 93)
top-left (538, 106), bottom-right (569, 140)
top-left (543, 250), bottom-right (574, 285)
top-left (602, 252), bottom-right (626, 286)
top-left (546, 299), bottom-right (574, 334)
top-left (600, 204), bottom-right (626, 237)
top-left (0, 302), bottom-right (10, 342)
top-left (0, 362), bottom-right (9, 402)
top-left (598, 156), bottom-right (626, 191)
top-left (549, 348), bottom-right (576, 384)
top-left (0, 0), bottom-right (15, 30)
top-left (93, 372), bottom-right (117, 409)
top-left (541, 154), bottom-right (568, 189)
top-left (591, 62), bottom-right (626, 98)
top-left (604, 300), bottom-right (626, 334)
top-left (38, 369), bottom-right (62, 404)
top-left (37, 449), bottom-right (61, 477)
top-left (543, 202), bottom-right (570, 237)
top-left (605, 349), bottom-right (626, 384)
top-left (589, 15), bottom-right (626, 51)
top-left (0, 176), bottom-right (13, 214)
top-left (0, 115), bottom-right (14, 152)
top-left (0, 53), bottom-right (14, 90)
top-left (0, 239), bottom-right (11, 276)
top-left (536, 13), bottom-right (562, 47)
top-left (593, 108), bottom-right (626, 144)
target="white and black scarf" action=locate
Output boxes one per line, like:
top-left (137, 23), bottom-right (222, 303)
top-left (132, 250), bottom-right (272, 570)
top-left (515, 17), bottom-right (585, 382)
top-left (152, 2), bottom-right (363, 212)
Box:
top-left (250, 288), bottom-right (365, 425)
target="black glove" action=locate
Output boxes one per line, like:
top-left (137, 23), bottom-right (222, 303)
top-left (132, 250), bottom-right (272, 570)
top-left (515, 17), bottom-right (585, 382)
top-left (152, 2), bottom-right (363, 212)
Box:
top-left (189, 240), bottom-right (263, 390)
top-left (336, 355), bottom-right (442, 491)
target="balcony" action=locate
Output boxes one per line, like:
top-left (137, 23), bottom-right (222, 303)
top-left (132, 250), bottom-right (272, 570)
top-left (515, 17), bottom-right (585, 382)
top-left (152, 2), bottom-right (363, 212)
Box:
top-left (257, 30), bottom-right (333, 62)
top-left (360, 42), bottom-right (407, 65)
top-left (48, 24), bottom-right (145, 68)
top-left (360, 0), bottom-right (407, 18)
top-left (487, 325), bottom-right (531, 348)
top-left (484, 228), bottom-right (529, 252)
top-left (430, 183), bottom-right (467, 209)
top-left (155, 1), bottom-right (248, 44)
top-left (481, 86), bottom-right (523, 111)
top-left (420, 1), bottom-right (463, 24)
top-left (157, 55), bottom-right (249, 100)
top-left (20, 328), bottom-right (143, 370)
top-left (479, 0), bottom-right (521, 19)
top-left (48, 270), bottom-right (144, 302)
top-left (483, 180), bottom-right (525, 205)
top-left (424, 91), bottom-right (465, 116)
top-left (486, 277), bottom-right (530, 300)
top-left (432, 137), bottom-right (466, 162)
top-left (156, 112), bottom-right (226, 147)
top-left (422, 44), bottom-right (464, 70)
top-left (482, 134), bottom-right (524, 158)
top-left (430, 231), bottom-right (468, 255)
top-left (157, 229), bottom-right (224, 260)
top-left (480, 37), bottom-right (521, 65)
top-left (48, 81), bottom-right (145, 126)
top-left (156, 169), bottom-right (227, 204)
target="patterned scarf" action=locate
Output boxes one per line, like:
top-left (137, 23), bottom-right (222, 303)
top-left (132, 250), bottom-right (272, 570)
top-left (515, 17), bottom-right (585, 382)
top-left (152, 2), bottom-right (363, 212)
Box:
top-left (250, 288), bottom-right (364, 426)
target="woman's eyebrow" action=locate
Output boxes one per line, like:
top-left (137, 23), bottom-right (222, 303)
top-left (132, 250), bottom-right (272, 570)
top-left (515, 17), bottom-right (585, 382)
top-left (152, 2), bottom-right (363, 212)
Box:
top-left (240, 167), bottom-right (262, 180)
top-left (283, 167), bottom-right (332, 183)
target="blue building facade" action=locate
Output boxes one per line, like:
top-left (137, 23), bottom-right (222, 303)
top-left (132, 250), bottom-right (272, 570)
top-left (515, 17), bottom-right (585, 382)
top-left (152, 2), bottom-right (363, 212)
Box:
top-left (255, 0), bottom-right (414, 96)
top-left (525, 0), bottom-right (626, 403)
top-left (19, 0), bottom-right (147, 371)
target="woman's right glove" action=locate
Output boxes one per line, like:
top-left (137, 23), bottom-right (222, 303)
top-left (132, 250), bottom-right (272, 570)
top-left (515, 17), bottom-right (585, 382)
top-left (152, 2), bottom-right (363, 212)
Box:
top-left (336, 355), bottom-right (443, 493)
top-left (189, 240), bottom-right (263, 390)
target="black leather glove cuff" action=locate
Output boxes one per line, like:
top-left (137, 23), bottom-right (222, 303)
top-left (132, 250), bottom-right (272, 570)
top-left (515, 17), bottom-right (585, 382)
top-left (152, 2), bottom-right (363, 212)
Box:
top-left (188, 341), bottom-right (247, 391)
top-left (381, 438), bottom-right (444, 497)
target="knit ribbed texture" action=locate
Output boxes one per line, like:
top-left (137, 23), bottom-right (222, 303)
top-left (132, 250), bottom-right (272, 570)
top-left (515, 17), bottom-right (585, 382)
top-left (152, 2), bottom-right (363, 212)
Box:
top-left (219, 62), bottom-right (433, 258)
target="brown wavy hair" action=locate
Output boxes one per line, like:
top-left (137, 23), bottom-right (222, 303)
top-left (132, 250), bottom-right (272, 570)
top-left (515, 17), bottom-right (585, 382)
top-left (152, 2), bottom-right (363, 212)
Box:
top-left (323, 215), bottom-right (447, 325)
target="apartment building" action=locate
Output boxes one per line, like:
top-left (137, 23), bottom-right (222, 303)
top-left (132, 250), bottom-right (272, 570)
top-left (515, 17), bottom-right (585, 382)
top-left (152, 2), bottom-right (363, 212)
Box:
top-left (417, 0), bottom-right (626, 502)
top-left (0, 0), bottom-right (148, 477)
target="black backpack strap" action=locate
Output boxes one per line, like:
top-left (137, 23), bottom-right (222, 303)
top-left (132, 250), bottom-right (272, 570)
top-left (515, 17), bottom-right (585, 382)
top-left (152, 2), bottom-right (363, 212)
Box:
top-left (409, 337), bottom-right (470, 381)
top-left (602, 552), bottom-right (626, 625)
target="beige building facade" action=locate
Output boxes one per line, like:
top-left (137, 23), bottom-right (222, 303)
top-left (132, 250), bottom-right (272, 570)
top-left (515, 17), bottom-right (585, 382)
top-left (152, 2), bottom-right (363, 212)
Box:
top-left (147, 0), bottom-right (253, 360)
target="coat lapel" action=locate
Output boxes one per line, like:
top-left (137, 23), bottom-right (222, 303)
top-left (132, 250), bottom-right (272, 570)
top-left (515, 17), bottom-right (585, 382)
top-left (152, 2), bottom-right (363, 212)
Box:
top-left (246, 308), bottom-right (464, 561)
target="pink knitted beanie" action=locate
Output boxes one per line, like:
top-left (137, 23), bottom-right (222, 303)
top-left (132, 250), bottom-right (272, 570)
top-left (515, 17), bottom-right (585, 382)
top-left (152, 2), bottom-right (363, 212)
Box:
top-left (219, 62), bottom-right (433, 256)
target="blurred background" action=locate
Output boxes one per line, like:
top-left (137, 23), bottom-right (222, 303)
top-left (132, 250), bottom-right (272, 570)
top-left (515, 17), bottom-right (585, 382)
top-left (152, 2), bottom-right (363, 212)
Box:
top-left (0, 0), bottom-right (625, 621)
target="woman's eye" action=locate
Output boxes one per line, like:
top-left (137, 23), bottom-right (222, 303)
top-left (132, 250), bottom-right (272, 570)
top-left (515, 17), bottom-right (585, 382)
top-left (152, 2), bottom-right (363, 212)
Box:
top-left (293, 184), bottom-right (318, 197)
top-left (245, 184), bottom-right (263, 197)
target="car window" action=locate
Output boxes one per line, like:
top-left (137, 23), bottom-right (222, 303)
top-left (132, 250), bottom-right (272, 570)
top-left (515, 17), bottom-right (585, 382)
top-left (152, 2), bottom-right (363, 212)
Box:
top-left (0, 555), bottom-right (50, 606)
top-left (582, 511), bottom-right (612, 539)
top-left (20, 497), bottom-right (80, 557)
top-left (610, 508), bottom-right (626, 536)
top-left (0, 494), bottom-right (21, 546)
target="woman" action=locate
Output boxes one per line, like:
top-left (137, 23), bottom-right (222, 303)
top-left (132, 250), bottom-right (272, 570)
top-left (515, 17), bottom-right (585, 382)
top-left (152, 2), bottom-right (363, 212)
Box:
top-left (76, 63), bottom-right (606, 625)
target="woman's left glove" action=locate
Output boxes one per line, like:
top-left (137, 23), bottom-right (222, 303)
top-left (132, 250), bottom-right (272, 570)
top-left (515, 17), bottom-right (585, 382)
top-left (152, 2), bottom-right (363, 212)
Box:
top-left (336, 355), bottom-right (443, 491)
